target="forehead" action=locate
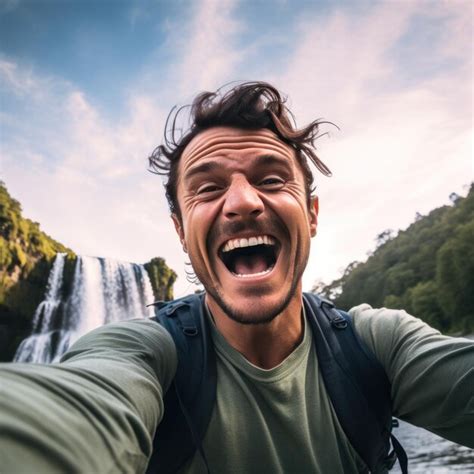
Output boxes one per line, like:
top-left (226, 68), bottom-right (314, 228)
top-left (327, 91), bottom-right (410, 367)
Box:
top-left (180, 127), bottom-right (296, 173)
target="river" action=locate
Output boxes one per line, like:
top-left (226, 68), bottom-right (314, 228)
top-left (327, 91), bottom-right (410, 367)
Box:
top-left (391, 419), bottom-right (474, 473)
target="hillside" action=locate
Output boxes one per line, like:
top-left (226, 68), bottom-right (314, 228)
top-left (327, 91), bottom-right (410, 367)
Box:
top-left (0, 182), bottom-right (176, 360)
top-left (0, 182), bottom-right (75, 358)
top-left (313, 185), bottom-right (474, 334)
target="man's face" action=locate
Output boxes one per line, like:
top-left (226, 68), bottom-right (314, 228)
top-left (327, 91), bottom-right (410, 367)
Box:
top-left (173, 127), bottom-right (318, 324)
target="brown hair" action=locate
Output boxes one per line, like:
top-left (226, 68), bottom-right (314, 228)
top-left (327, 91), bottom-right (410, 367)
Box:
top-left (148, 81), bottom-right (332, 218)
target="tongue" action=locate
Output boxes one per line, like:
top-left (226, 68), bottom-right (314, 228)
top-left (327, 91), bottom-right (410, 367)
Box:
top-left (234, 254), bottom-right (268, 275)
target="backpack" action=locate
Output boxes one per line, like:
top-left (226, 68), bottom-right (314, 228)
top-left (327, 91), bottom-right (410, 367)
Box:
top-left (146, 292), bottom-right (407, 474)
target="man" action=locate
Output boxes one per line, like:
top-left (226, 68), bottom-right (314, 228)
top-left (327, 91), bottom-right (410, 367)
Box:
top-left (1, 82), bottom-right (473, 473)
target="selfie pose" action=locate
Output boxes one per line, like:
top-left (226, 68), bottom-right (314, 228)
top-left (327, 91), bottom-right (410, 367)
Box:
top-left (1, 83), bottom-right (473, 474)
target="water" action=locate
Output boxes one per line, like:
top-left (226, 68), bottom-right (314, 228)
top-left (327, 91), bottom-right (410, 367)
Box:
top-left (30, 252), bottom-right (66, 334)
top-left (391, 420), bottom-right (474, 473)
top-left (14, 254), bottom-right (155, 363)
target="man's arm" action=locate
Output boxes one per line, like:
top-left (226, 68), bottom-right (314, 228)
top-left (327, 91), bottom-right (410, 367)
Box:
top-left (0, 319), bottom-right (177, 473)
top-left (350, 304), bottom-right (474, 447)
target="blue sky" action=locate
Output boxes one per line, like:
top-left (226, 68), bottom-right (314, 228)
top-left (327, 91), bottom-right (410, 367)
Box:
top-left (1, 0), bottom-right (472, 298)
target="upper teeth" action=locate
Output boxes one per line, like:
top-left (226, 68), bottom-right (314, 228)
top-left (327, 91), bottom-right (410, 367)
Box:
top-left (221, 235), bottom-right (275, 253)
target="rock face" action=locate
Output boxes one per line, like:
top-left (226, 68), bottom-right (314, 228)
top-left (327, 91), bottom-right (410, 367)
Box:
top-left (0, 182), bottom-right (73, 361)
top-left (144, 257), bottom-right (177, 302)
top-left (0, 182), bottom-right (177, 361)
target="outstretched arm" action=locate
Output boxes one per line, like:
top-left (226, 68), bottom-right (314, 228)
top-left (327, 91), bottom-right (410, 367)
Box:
top-left (351, 304), bottom-right (474, 448)
top-left (0, 319), bottom-right (177, 473)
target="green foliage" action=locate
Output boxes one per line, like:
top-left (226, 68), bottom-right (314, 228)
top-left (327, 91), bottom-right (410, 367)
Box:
top-left (436, 221), bottom-right (474, 332)
top-left (0, 182), bottom-right (75, 360)
top-left (314, 184), bottom-right (474, 334)
top-left (410, 281), bottom-right (447, 330)
top-left (0, 181), bottom-right (74, 327)
top-left (0, 181), bottom-right (72, 274)
top-left (144, 257), bottom-right (177, 301)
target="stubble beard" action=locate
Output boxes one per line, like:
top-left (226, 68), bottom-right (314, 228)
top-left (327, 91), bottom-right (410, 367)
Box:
top-left (200, 250), bottom-right (307, 325)
top-left (206, 282), bottom-right (297, 325)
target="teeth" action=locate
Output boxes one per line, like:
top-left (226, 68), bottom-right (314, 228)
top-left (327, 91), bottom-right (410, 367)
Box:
top-left (222, 235), bottom-right (276, 253)
top-left (233, 266), bottom-right (274, 278)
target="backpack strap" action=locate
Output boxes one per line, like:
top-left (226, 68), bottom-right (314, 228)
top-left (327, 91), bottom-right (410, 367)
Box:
top-left (146, 293), bottom-right (216, 474)
top-left (303, 292), bottom-right (406, 473)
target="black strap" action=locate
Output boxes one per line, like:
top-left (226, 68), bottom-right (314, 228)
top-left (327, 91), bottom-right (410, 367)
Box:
top-left (146, 294), bottom-right (216, 474)
top-left (304, 293), bottom-right (396, 472)
top-left (391, 434), bottom-right (408, 474)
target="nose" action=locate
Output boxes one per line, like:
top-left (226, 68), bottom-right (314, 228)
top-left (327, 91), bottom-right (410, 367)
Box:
top-left (223, 175), bottom-right (264, 220)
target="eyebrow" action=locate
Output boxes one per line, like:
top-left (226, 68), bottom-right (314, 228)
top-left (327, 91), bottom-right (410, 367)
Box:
top-left (183, 161), bottom-right (221, 181)
top-left (254, 154), bottom-right (291, 168)
top-left (184, 154), bottom-right (292, 181)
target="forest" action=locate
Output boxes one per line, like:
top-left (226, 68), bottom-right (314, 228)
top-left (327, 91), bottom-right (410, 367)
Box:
top-left (313, 184), bottom-right (474, 335)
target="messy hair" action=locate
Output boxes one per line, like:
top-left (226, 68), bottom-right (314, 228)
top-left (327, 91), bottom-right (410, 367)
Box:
top-left (148, 81), bottom-right (332, 218)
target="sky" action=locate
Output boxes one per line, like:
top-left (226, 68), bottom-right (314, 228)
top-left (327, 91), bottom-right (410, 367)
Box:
top-left (0, 0), bottom-right (472, 299)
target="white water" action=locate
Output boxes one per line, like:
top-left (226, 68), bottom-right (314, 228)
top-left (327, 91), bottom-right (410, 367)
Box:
top-left (392, 420), bottom-right (474, 473)
top-left (14, 254), bottom-right (155, 363)
top-left (30, 252), bottom-right (66, 333)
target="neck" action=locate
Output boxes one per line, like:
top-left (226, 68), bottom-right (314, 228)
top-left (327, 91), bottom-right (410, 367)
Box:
top-left (206, 292), bottom-right (304, 370)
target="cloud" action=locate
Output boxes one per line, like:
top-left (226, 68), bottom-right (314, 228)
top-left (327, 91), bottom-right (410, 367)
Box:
top-left (269, 1), bottom-right (472, 288)
top-left (0, 59), bottom-right (56, 100)
top-left (1, 59), bottom-right (170, 253)
top-left (178, 0), bottom-right (241, 94)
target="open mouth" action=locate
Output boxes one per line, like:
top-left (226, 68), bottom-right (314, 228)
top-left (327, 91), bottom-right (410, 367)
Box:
top-left (219, 235), bottom-right (279, 278)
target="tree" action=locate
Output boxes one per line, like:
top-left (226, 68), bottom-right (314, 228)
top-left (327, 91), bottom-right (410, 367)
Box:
top-left (436, 221), bottom-right (474, 332)
top-left (410, 281), bottom-right (447, 330)
top-left (449, 192), bottom-right (461, 204)
top-left (375, 229), bottom-right (396, 248)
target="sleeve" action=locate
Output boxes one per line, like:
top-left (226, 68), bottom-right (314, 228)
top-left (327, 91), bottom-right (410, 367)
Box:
top-left (350, 304), bottom-right (474, 448)
top-left (0, 318), bottom-right (178, 474)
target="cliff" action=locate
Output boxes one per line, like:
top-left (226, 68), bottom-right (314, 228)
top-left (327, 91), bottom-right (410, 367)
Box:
top-left (0, 182), bottom-right (74, 359)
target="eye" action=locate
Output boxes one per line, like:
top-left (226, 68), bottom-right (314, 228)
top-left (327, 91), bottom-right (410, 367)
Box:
top-left (258, 177), bottom-right (285, 189)
top-left (196, 183), bottom-right (222, 195)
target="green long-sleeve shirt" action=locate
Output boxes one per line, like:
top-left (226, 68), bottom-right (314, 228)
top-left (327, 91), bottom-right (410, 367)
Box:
top-left (1, 305), bottom-right (473, 473)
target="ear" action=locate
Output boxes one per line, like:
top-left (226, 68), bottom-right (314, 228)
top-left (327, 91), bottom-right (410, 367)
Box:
top-left (171, 213), bottom-right (187, 253)
top-left (309, 196), bottom-right (319, 237)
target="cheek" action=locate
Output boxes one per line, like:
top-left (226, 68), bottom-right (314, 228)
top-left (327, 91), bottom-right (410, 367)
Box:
top-left (183, 200), bottom-right (223, 258)
top-left (265, 190), bottom-right (311, 231)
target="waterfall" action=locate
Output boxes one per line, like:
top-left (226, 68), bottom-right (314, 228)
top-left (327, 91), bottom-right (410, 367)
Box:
top-left (14, 253), bottom-right (66, 363)
top-left (14, 254), bottom-right (155, 363)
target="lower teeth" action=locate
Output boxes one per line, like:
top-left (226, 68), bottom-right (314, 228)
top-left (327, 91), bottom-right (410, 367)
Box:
top-left (233, 266), bottom-right (274, 278)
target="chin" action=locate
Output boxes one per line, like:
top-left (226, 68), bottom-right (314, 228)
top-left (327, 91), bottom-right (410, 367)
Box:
top-left (208, 285), bottom-right (295, 326)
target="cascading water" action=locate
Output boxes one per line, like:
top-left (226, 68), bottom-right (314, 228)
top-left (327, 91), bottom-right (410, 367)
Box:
top-left (13, 253), bottom-right (67, 363)
top-left (14, 254), bottom-right (155, 363)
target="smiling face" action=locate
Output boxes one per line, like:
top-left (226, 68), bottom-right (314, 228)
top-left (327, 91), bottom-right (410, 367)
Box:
top-left (173, 127), bottom-right (318, 325)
